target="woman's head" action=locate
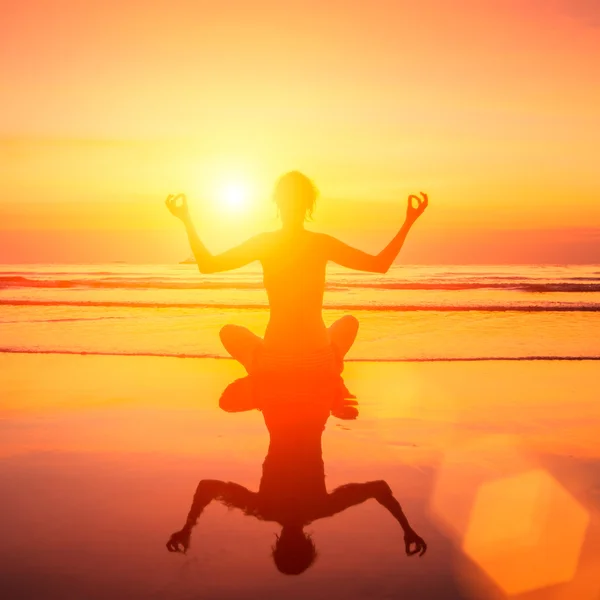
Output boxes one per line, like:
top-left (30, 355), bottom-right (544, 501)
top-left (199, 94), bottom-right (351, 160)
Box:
top-left (273, 171), bottom-right (318, 226)
top-left (271, 527), bottom-right (317, 575)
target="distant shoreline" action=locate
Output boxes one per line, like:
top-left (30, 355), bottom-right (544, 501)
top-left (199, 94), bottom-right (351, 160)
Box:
top-left (2, 349), bottom-right (599, 362)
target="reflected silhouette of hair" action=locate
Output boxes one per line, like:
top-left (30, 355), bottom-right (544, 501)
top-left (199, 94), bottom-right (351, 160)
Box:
top-left (273, 171), bottom-right (318, 221)
top-left (271, 530), bottom-right (318, 575)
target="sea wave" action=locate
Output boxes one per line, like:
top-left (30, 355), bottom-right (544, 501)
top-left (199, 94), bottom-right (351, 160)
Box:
top-left (1, 299), bottom-right (598, 311)
top-left (2, 275), bottom-right (600, 293)
top-left (1, 347), bottom-right (599, 361)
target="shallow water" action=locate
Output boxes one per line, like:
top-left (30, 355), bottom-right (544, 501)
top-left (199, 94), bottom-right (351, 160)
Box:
top-left (1, 264), bottom-right (600, 360)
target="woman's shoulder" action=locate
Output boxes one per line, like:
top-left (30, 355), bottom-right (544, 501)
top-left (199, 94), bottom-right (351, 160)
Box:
top-left (254, 230), bottom-right (278, 253)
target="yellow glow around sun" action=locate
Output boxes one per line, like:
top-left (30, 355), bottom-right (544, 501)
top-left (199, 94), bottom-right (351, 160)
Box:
top-left (221, 182), bottom-right (249, 211)
top-left (185, 162), bottom-right (272, 223)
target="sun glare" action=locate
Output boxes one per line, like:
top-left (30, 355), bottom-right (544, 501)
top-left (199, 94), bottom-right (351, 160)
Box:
top-left (221, 182), bottom-right (249, 212)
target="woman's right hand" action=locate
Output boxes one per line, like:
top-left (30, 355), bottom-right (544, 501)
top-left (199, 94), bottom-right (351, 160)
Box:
top-left (404, 528), bottom-right (427, 557)
top-left (406, 192), bottom-right (428, 225)
top-left (165, 193), bottom-right (190, 222)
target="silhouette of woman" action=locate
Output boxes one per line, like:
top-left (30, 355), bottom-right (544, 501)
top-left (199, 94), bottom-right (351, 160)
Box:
top-left (166, 403), bottom-right (427, 574)
top-left (166, 172), bottom-right (428, 411)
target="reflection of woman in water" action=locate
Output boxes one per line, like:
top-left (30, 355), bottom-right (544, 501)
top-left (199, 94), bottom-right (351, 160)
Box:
top-left (166, 172), bottom-right (428, 380)
top-left (166, 405), bottom-right (427, 574)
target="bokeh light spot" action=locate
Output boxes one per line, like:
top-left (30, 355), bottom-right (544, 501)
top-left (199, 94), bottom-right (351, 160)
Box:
top-left (462, 469), bottom-right (589, 596)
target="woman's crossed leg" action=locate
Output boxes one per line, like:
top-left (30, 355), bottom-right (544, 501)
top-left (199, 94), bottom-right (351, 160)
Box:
top-left (219, 315), bottom-right (359, 374)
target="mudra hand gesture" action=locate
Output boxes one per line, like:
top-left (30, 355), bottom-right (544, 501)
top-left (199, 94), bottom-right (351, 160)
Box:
top-left (166, 528), bottom-right (191, 554)
top-left (406, 192), bottom-right (428, 225)
top-left (165, 193), bottom-right (190, 221)
top-left (404, 528), bottom-right (427, 557)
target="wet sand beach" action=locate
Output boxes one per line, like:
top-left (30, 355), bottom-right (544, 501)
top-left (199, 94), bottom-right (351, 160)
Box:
top-left (1, 353), bottom-right (599, 600)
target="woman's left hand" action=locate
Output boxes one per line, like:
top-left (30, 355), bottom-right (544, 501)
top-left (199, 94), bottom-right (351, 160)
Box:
top-left (165, 193), bottom-right (190, 221)
top-left (166, 528), bottom-right (191, 553)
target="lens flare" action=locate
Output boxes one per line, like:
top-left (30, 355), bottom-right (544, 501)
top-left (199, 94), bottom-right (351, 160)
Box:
top-left (222, 182), bottom-right (249, 212)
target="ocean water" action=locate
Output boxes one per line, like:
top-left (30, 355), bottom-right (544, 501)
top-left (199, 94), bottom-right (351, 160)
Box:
top-left (1, 263), bottom-right (599, 360)
top-left (3, 266), bottom-right (600, 600)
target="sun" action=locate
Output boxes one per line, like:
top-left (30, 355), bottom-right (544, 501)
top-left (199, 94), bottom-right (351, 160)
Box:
top-left (221, 182), bottom-right (249, 212)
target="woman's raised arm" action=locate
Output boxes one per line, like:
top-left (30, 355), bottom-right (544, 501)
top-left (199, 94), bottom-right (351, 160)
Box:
top-left (325, 192), bottom-right (428, 274)
top-left (325, 480), bottom-right (427, 557)
top-left (166, 193), bottom-right (266, 274)
top-left (166, 479), bottom-right (257, 554)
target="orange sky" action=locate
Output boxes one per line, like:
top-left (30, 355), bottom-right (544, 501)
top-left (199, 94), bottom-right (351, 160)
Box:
top-left (1, 0), bottom-right (599, 263)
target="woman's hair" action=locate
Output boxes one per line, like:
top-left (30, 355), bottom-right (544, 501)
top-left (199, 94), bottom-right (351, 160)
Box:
top-left (271, 531), bottom-right (318, 575)
top-left (273, 171), bottom-right (319, 220)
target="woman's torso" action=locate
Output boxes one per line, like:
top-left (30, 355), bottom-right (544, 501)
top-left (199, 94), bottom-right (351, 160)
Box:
top-left (256, 410), bottom-right (330, 524)
top-left (260, 230), bottom-right (329, 353)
